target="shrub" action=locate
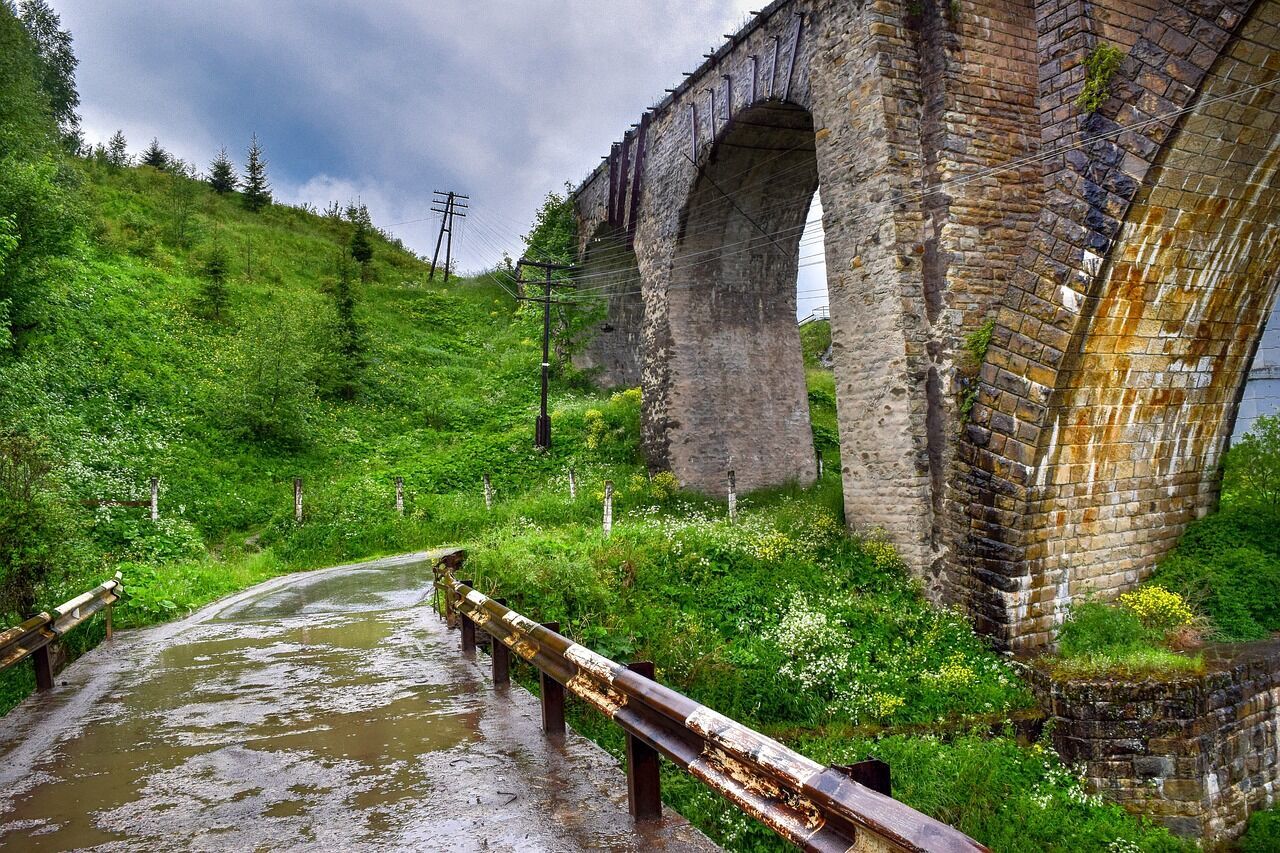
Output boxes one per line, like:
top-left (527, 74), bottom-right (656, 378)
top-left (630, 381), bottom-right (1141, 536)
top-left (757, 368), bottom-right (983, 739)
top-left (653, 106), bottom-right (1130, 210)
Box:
top-left (1117, 585), bottom-right (1194, 632)
top-left (0, 434), bottom-right (78, 617)
top-left (1057, 601), bottom-right (1150, 657)
top-left (1241, 805), bottom-right (1280, 853)
top-left (1154, 546), bottom-right (1280, 641)
top-left (1076, 42), bottom-right (1125, 113)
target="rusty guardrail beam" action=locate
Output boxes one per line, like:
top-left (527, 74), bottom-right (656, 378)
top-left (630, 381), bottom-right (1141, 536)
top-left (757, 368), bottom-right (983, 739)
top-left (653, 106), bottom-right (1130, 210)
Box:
top-left (0, 572), bottom-right (123, 691)
top-left (432, 551), bottom-right (986, 853)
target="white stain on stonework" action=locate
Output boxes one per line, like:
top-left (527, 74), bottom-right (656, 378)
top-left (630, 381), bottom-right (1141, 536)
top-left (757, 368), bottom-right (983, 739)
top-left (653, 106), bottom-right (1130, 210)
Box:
top-left (1059, 284), bottom-right (1082, 312)
top-left (1033, 415), bottom-right (1060, 490)
top-left (1083, 249), bottom-right (1103, 278)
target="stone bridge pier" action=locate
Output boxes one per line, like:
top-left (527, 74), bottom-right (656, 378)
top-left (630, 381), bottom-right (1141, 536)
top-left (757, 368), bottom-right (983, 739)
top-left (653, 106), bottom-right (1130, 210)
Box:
top-left (570, 0), bottom-right (1280, 648)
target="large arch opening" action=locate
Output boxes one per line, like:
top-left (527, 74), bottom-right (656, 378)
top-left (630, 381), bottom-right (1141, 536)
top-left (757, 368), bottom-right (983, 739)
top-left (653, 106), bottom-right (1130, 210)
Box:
top-left (664, 101), bottom-right (821, 493)
top-left (573, 223), bottom-right (644, 388)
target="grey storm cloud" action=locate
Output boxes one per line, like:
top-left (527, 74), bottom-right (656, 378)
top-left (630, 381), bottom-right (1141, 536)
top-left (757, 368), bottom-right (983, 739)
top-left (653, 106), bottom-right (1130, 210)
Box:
top-left (55, 0), bottom-right (827, 313)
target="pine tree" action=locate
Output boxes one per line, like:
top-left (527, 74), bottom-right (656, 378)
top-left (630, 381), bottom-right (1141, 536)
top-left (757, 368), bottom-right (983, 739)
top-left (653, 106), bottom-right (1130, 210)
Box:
top-left (349, 222), bottom-right (373, 272)
top-left (242, 133), bottom-right (271, 212)
top-left (140, 137), bottom-right (168, 170)
top-left (208, 146), bottom-right (237, 194)
top-left (106, 130), bottom-right (128, 167)
top-left (328, 252), bottom-right (365, 399)
top-left (199, 242), bottom-right (231, 321)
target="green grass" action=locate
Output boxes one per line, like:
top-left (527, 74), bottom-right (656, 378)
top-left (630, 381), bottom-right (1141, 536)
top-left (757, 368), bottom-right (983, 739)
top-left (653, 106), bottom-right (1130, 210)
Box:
top-left (0, 159), bottom-right (1202, 852)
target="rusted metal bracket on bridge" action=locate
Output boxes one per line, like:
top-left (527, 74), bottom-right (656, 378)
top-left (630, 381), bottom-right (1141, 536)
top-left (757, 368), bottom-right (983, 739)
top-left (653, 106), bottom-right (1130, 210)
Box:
top-left (0, 572), bottom-right (123, 691)
top-left (431, 549), bottom-right (986, 853)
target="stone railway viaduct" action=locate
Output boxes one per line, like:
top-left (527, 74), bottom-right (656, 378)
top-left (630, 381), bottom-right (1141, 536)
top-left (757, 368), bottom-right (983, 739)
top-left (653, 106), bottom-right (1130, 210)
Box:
top-left (568, 0), bottom-right (1280, 648)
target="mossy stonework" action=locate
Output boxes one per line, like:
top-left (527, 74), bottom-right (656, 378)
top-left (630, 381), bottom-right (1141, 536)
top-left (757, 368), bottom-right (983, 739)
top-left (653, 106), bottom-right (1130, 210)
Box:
top-left (1030, 639), bottom-right (1280, 844)
top-left (570, 0), bottom-right (1280, 651)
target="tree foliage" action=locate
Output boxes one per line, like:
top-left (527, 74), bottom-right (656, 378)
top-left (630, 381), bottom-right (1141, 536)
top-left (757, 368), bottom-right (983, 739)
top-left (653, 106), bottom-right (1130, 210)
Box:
top-left (15, 0), bottom-right (78, 148)
top-left (198, 241), bottom-right (230, 321)
top-left (1224, 414), bottom-right (1280, 514)
top-left (106, 129), bottom-right (129, 168)
top-left (0, 434), bottom-right (74, 617)
top-left (346, 203), bottom-right (374, 274)
top-left (323, 252), bottom-right (366, 400)
top-left (207, 146), bottom-right (237, 194)
top-left (242, 133), bottom-right (271, 212)
top-left (220, 301), bottom-right (319, 446)
top-left (0, 5), bottom-right (79, 342)
top-left (521, 186), bottom-right (576, 269)
top-left (140, 137), bottom-right (168, 170)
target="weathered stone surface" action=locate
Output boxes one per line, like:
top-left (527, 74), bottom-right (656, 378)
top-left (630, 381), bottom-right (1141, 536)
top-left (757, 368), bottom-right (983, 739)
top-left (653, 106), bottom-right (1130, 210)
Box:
top-left (1028, 639), bottom-right (1280, 844)
top-left (570, 0), bottom-right (1280, 648)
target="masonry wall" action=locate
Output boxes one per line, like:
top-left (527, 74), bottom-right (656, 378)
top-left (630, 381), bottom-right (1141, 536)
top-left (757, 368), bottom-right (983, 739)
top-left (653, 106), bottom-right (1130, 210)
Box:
top-left (961, 0), bottom-right (1280, 648)
top-left (572, 0), bottom-right (1280, 649)
top-left (1029, 641), bottom-right (1280, 843)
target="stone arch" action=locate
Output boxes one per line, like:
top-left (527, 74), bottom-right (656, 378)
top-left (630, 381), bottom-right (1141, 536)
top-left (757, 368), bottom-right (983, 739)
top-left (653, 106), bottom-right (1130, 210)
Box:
top-left (961, 0), bottom-right (1280, 648)
top-left (661, 101), bottom-right (821, 493)
top-left (573, 223), bottom-right (645, 388)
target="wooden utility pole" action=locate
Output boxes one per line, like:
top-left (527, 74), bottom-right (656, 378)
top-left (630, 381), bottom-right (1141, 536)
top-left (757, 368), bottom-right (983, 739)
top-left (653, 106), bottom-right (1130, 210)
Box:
top-left (514, 258), bottom-right (577, 450)
top-left (428, 190), bottom-right (468, 282)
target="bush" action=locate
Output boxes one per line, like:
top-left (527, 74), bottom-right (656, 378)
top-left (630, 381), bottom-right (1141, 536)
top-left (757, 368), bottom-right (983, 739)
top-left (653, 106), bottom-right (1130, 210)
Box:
top-left (1054, 599), bottom-right (1201, 677)
top-left (1241, 805), bottom-right (1280, 853)
top-left (1154, 546), bottom-right (1280, 641)
top-left (1058, 601), bottom-right (1150, 657)
top-left (0, 434), bottom-right (79, 617)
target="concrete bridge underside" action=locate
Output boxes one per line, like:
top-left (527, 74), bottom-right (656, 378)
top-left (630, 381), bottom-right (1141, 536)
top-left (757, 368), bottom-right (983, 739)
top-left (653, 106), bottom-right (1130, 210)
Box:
top-left (570, 0), bottom-right (1280, 649)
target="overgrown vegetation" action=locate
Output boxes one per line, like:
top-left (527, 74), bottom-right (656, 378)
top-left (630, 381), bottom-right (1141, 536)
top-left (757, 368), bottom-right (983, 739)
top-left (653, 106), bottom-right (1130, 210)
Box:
top-left (1047, 413), bottom-right (1280, 677)
top-left (1076, 42), bottom-right (1125, 114)
top-left (0, 7), bottom-right (1230, 849)
top-left (959, 317), bottom-right (995, 420)
top-left (1240, 805), bottom-right (1280, 853)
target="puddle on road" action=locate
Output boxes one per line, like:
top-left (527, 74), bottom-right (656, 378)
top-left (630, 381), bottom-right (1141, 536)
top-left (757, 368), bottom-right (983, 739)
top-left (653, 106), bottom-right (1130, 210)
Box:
top-left (0, 561), bottom-right (484, 852)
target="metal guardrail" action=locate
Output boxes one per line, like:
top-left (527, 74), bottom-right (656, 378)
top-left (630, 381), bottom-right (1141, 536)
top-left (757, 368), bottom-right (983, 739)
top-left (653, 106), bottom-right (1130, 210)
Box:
top-left (432, 550), bottom-right (986, 853)
top-left (0, 572), bottom-right (122, 690)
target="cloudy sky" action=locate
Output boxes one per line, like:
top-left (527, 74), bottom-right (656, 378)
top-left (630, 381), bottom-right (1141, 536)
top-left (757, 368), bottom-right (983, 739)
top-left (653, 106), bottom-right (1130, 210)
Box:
top-left (57, 0), bottom-right (827, 317)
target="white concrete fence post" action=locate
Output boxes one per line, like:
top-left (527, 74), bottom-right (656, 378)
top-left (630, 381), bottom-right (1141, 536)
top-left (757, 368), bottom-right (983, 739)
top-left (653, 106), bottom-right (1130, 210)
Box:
top-left (483, 473), bottom-right (493, 511)
top-left (294, 477), bottom-right (303, 523)
top-left (395, 476), bottom-right (404, 516)
top-left (603, 480), bottom-right (614, 538)
top-left (727, 470), bottom-right (737, 523)
top-left (568, 467), bottom-right (577, 500)
top-left (150, 476), bottom-right (159, 522)
top-left (816, 451), bottom-right (824, 480)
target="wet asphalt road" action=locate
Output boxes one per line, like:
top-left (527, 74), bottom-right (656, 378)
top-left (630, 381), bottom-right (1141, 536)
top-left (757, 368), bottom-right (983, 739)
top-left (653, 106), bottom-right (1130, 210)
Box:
top-left (0, 553), bottom-right (717, 852)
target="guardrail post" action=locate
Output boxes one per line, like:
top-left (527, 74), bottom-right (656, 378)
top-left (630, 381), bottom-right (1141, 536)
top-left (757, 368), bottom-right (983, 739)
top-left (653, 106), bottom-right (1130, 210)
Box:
top-left (105, 600), bottom-right (113, 640)
top-left (294, 477), bottom-right (303, 523)
top-left (727, 470), bottom-right (737, 522)
top-left (540, 621), bottom-right (565, 736)
top-left (150, 476), bottom-right (159, 521)
top-left (625, 661), bottom-right (662, 822)
top-left (32, 644), bottom-right (54, 691)
top-left (835, 758), bottom-right (892, 797)
top-left (395, 476), bottom-right (404, 515)
top-left (483, 473), bottom-right (493, 511)
top-left (459, 580), bottom-right (476, 653)
top-left (568, 467), bottom-right (577, 499)
top-left (603, 480), bottom-right (614, 538)
top-left (492, 598), bottom-right (510, 686)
